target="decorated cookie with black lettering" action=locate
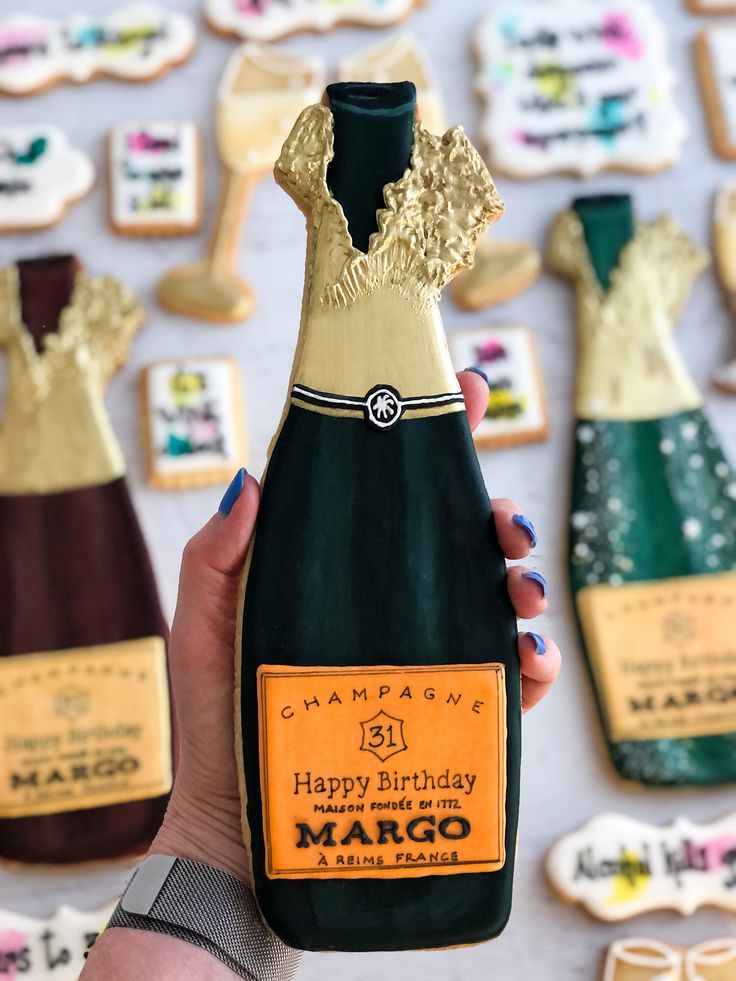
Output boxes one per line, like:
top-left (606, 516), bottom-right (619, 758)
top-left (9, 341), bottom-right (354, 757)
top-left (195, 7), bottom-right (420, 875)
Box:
top-left (108, 121), bottom-right (201, 236)
top-left (0, 5), bottom-right (195, 96)
top-left (0, 904), bottom-right (116, 979)
top-left (0, 125), bottom-right (94, 232)
top-left (449, 326), bottom-right (548, 449)
top-left (475, 0), bottom-right (686, 178)
top-left (547, 812), bottom-right (736, 921)
top-left (141, 356), bottom-right (246, 489)
top-left (694, 27), bottom-right (736, 162)
top-left (602, 937), bottom-right (736, 981)
top-left (204, 0), bottom-right (424, 41)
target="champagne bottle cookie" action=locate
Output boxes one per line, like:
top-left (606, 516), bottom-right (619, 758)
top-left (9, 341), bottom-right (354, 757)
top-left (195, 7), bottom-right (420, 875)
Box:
top-left (548, 195), bottom-right (736, 787)
top-left (237, 83), bottom-right (521, 952)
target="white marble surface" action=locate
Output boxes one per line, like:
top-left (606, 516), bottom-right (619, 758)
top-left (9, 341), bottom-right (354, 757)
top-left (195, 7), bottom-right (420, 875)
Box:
top-left (1, 1), bottom-right (735, 978)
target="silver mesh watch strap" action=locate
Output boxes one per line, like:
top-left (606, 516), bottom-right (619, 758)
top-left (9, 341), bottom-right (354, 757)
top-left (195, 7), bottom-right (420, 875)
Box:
top-left (107, 855), bottom-right (301, 981)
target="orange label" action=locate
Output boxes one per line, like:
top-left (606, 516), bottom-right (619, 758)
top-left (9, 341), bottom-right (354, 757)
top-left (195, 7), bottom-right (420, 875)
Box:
top-left (257, 663), bottom-right (507, 880)
top-left (577, 571), bottom-right (736, 743)
top-left (0, 637), bottom-right (172, 818)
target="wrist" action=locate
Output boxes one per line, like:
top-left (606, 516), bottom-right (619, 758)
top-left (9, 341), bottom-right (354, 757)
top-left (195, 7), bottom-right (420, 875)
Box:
top-left (150, 785), bottom-right (251, 885)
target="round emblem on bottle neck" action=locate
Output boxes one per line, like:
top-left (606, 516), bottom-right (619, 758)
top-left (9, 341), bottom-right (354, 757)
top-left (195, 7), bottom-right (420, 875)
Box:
top-left (364, 385), bottom-right (403, 431)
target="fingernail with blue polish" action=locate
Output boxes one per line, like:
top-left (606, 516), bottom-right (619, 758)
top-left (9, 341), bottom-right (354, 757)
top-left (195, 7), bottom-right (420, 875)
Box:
top-left (463, 366), bottom-right (489, 385)
top-left (522, 571), bottom-right (547, 598)
top-left (512, 513), bottom-right (538, 549)
top-left (526, 631), bottom-right (547, 656)
top-left (219, 468), bottom-right (246, 516)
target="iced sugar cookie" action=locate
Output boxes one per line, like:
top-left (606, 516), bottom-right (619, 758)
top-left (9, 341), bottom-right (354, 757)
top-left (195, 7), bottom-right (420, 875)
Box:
top-left (449, 325), bottom-right (548, 449)
top-left (157, 44), bottom-right (325, 323)
top-left (602, 938), bottom-right (736, 981)
top-left (339, 35), bottom-right (445, 135)
top-left (108, 121), bottom-right (202, 236)
top-left (204, 0), bottom-right (424, 42)
top-left (547, 812), bottom-right (736, 921)
top-left (0, 4), bottom-right (195, 96)
top-left (451, 238), bottom-right (541, 310)
top-left (714, 182), bottom-right (736, 395)
top-left (694, 27), bottom-right (736, 162)
top-left (0, 903), bottom-right (116, 979)
top-left (0, 125), bottom-right (94, 232)
top-left (141, 357), bottom-right (246, 489)
top-left (476, 0), bottom-right (686, 178)
top-left (687, 0), bottom-right (736, 13)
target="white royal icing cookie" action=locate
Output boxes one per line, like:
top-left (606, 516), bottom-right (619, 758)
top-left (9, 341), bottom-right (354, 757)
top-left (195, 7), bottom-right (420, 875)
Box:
top-left (696, 27), bottom-right (736, 161)
top-left (476, 0), bottom-right (686, 178)
top-left (0, 125), bottom-right (94, 231)
top-left (142, 357), bottom-right (246, 489)
top-left (547, 812), bottom-right (736, 921)
top-left (108, 120), bottom-right (201, 235)
top-left (0, 903), bottom-right (116, 980)
top-left (0, 4), bottom-right (195, 95)
top-left (204, 0), bottom-right (421, 42)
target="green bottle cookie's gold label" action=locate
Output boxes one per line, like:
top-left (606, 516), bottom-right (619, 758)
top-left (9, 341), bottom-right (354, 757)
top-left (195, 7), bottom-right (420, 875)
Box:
top-left (577, 571), bottom-right (736, 743)
top-left (0, 637), bottom-right (172, 818)
top-left (257, 663), bottom-right (507, 880)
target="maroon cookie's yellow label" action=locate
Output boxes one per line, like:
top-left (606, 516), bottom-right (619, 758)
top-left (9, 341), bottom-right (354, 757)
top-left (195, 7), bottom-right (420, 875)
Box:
top-left (0, 637), bottom-right (172, 818)
top-left (577, 571), bottom-right (736, 743)
top-left (257, 663), bottom-right (507, 880)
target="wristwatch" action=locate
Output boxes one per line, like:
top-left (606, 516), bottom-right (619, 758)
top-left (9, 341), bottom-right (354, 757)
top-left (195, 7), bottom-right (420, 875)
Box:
top-left (107, 855), bottom-right (301, 980)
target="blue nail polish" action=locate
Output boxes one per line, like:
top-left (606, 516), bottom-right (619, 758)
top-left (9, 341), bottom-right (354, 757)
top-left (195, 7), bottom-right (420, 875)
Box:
top-left (219, 468), bottom-right (246, 515)
top-left (527, 631), bottom-right (547, 656)
top-left (522, 570), bottom-right (547, 598)
top-left (463, 366), bottom-right (489, 385)
top-left (512, 514), bottom-right (538, 549)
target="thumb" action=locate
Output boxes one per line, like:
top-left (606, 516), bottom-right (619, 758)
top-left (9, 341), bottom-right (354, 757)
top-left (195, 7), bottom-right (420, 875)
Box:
top-left (172, 469), bottom-right (260, 658)
top-left (457, 368), bottom-right (490, 433)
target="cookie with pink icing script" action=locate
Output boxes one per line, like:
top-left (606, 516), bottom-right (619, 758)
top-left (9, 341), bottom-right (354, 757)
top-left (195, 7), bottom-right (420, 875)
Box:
top-left (475, 0), bottom-right (686, 178)
top-left (0, 4), bottom-right (195, 96)
top-left (547, 812), bottom-right (736, 921)
top-left (108, 120), bottom-right (202, 236)
top-left (0, 902), bottom-right (116, 979)
top-left (204, 0), bottom-right (424, 41)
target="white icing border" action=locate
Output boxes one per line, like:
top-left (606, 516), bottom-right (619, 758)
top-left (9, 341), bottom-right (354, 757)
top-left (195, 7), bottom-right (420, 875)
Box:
top-left (476, 0), bottom-right (686, 178)
top-left (0, 124), bottom-right (94, 228)
top-left (546, 812), bottom-right (736, 921)
top-left (0, 4), bottom-right (195, 93)
top-left (205, 0), bottom-right (418, 41)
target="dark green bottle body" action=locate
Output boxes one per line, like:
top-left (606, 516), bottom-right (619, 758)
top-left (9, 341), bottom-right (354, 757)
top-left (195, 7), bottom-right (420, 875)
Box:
top-left (240, 406), bottom-right (521, 951)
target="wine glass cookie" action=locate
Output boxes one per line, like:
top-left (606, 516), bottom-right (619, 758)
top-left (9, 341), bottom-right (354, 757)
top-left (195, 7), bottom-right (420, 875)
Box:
top-left (338, 34), bottom-right (445, 135)
top-left (475, 0), bottom-right (686, 178)
top-left (602, 938), bottom-right (736, 981)
top-left (0, 125), bottom-right (94, 232)
top-left (0, 4), bottom-right (195, 96)
top-left (204, 0), bottom-right (424, 42)
top-left (157, 44), bottom-right (325, 323)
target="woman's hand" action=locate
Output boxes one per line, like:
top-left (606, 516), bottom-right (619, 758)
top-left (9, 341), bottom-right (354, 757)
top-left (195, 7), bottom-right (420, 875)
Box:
top-left (151, 368), bottom-right (561, 883)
